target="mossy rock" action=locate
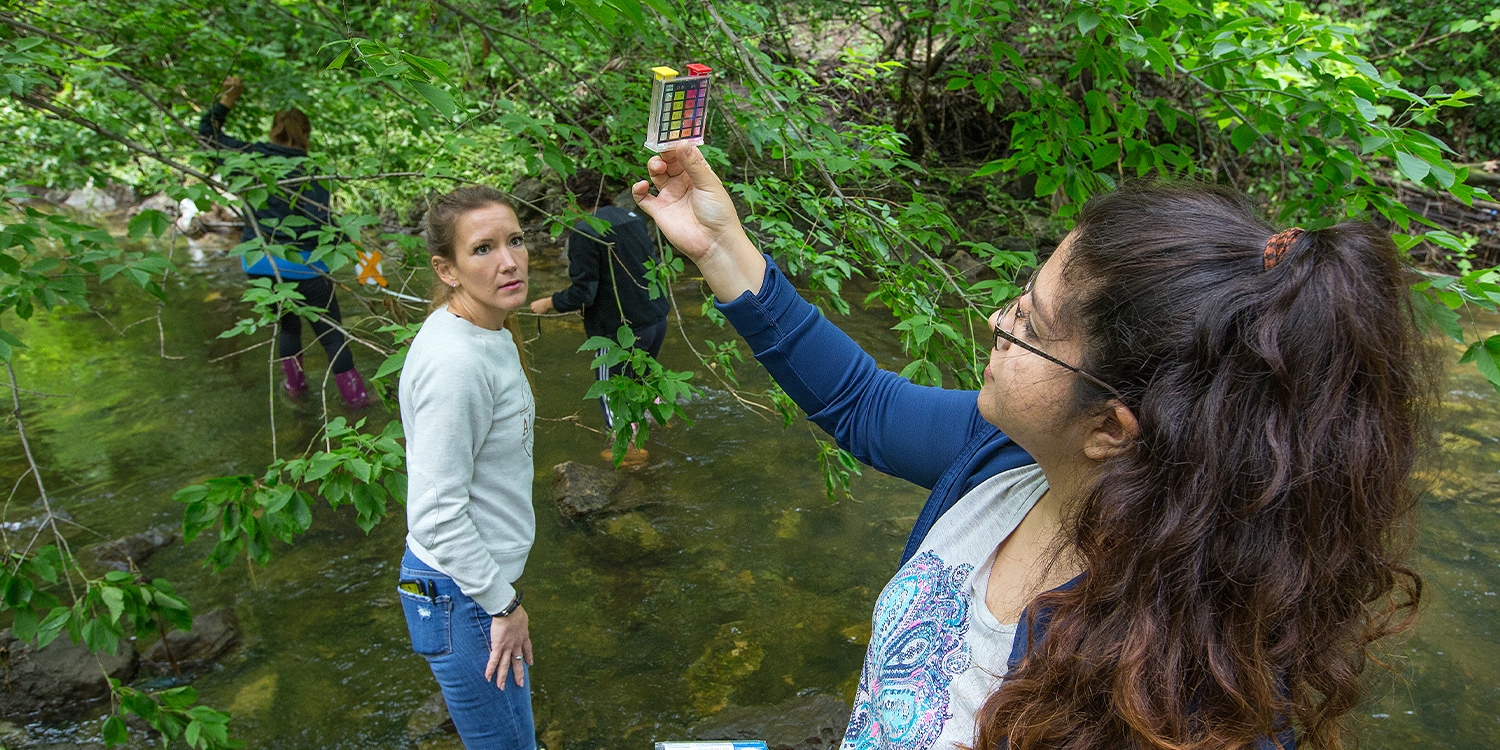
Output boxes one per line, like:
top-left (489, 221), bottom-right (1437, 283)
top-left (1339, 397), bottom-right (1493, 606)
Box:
top-left (586, 511), bottom-right (665, 562)
top-left (686, 622), bottom-right (765, 717)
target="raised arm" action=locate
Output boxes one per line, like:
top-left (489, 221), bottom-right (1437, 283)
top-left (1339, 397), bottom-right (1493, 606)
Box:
top-left (722, 257), bottom-right (990, 487)
top-left (631, 147), bottom-right (767, 301)
top-left (634, 146), bottom-right (988, 487)
top-left (197, 76), bottom-right (250, 152)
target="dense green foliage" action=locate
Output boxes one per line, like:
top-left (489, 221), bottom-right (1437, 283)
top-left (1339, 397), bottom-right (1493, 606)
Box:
top-left (2, 0), bottom-right (1498, 744)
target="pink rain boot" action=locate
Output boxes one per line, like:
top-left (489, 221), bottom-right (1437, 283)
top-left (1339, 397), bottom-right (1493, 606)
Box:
top-left (335, 368), bottom-right (372, 409)
top-left (281, 356), bottom-right (308, 400)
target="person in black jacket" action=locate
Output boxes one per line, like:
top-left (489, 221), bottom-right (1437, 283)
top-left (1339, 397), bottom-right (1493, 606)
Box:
top-left (530, 169), bottom-right (671, 432)
top-left (198, 75), bottom-right (371, 408)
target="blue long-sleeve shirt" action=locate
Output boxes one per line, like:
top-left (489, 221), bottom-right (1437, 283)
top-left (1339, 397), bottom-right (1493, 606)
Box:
top-left (198, 102), bottom-right (331, 280)
top-left (715, 257), bottom-right (1035, 561)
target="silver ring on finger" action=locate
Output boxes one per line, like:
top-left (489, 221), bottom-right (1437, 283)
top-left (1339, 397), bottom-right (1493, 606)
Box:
top-left (513, 655), bottom-right (524, 660)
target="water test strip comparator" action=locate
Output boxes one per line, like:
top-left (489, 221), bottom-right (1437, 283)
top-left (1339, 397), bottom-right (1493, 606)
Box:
top-left (646, 65), bottom-right (711, 151)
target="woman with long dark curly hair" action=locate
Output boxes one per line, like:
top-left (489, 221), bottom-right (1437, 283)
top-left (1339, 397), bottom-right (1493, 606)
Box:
top-left (634, 145), bottom-right (1433, 750)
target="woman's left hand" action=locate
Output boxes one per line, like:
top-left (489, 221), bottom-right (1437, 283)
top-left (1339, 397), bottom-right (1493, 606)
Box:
top-left (483, 604), bottom-right (532, 690)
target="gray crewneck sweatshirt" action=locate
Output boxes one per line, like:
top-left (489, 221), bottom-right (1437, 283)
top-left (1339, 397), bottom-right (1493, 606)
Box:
top-left (401, 307), bottom-right (535, 615)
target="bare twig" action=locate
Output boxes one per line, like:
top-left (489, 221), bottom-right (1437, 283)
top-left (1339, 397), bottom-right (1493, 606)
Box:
top-left (5, 362), bottom-right (79, 600)
top-left (209, 338), bottom-right (272, 363)
top-left (156, 308), bottom-right (185, 360)
top-left (0, 383), bottom-right (70, 398)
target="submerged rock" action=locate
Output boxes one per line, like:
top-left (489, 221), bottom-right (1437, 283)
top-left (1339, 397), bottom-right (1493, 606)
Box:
top-left (87, 525), bottom-right (177, 572)
top-left (406, 691), bottom-right (463, 750)
top-left (0, 508), bottom-right (74, 534)
top-left (228, 670), bottom-right (277, 717)
top-left (692, 694), bottom-right (851, 750)
top-left (685, 622), bottom-right (765, 716)
top-left (0, 628), bottom-right (137, 722)
top-left (588, 511), bottom-right (665, 562)
top-left (145, 608), bottom-right (240, 665)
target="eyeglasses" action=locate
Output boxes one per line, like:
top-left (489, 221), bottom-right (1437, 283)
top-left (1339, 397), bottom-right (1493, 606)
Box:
top-left (993, 286), bottom-right (1129, 405)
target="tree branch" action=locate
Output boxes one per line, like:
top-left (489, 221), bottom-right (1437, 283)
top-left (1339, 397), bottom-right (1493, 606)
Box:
top-left (5, 362), bottom-right (79, 601)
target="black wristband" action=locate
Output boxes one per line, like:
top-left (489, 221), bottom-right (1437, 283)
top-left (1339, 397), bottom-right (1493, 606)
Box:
top-left (495, 588), bottom-right (522, 617)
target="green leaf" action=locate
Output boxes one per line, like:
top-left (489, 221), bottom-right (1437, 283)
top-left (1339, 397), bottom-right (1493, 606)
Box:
top-left (12, 607), bottom-right (39, 642)
top-left (291, 492), bottom-right (313, 530)
top-left (1395, 152), bottom-right (1430, 183)
top-left (327, 45), bottom-right (351, 70)
top-left (373, 347), bottom-right (407, 379)
top-left (100, 586), bottom-right (126, 623)
top-left (972, 160), bottom-right (1005, 178)
top-left (173, 484), bottom-right (208, 505)
top-left (103, 715), bottom-right (129, 746)
top-left (161, 685), bottom-right (199, 708)
top-left (1230, 124), bottom-right (1258, 154)
top-left (1411, 288), bottom-right (1464, 342)
top-left (1460, 337), bottom-right (1500, 390)
top-left (1076, 9), bottom-right (1100, 34)
top-left (1359, 135), bottom-right (1391, 154)
top-left (1090, 142), bottom-right (1120, 170)
top-left (409, 80), bottom-right (457, 117)
top-left (37, 607), bottom-right (72, 647)
top-left (127, 210), bottom-right (169, 240)
top-left (637, 0), bottom-right (679, 24)
top-left (347, 457), bottom-right (373, 483)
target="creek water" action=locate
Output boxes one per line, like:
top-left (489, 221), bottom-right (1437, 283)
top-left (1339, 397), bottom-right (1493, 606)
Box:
top-left (1, 230), bottom-right (1496, 749)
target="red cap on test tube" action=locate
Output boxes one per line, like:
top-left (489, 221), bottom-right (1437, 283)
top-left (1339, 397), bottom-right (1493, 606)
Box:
top-left (685, 63), bottom-right (713, 76)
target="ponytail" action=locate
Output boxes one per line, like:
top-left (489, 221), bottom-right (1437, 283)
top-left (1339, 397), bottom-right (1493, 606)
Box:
top-left (973, 184), bottom-right (1436, 750)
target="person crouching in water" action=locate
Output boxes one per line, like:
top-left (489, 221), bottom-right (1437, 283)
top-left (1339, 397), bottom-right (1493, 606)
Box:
top-left (399, 187), bottom-right (537, 748)
top-left (198, 75), bottom-right (371, 407)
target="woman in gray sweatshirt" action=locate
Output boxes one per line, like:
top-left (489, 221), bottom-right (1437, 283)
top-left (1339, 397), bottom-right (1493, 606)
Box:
top-left (398, 186), bottom-right (537, 749)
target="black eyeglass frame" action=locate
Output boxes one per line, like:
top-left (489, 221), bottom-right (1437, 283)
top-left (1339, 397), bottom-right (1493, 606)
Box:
top-left (992, 294), bottom-right (1130, 406)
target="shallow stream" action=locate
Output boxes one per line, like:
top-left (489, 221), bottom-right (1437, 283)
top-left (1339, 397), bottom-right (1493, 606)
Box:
top-left (2, 231), bottom-right (1497, 748)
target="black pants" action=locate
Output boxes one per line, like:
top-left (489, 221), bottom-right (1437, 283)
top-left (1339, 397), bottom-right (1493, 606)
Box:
top-left (596, 317), bottom-right (667, 429)
top-left (249, 274), bottom-right (355, 374)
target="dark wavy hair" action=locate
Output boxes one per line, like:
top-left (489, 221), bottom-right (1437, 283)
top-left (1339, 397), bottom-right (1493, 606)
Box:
top-left (973, 185), bottom-right (1435, 750)
top-left (566, 168), bottom-right (611, 211)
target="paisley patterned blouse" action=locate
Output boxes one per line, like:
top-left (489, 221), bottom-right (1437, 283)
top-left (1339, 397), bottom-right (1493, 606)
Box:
top-left (842, 464), bottom-right (1047, 750)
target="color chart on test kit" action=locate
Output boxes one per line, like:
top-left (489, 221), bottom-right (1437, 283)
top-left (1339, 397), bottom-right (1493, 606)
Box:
top-left (645, 64), bottom-right (712, 151)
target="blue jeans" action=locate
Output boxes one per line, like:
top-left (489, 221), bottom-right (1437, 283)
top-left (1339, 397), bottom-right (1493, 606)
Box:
top-left (400, 548), bottom-right (535, 749)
